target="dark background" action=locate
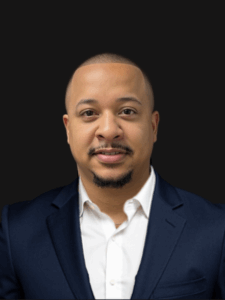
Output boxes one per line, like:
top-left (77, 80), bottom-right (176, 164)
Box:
top-left (1, 3), bottom-right (224, 219)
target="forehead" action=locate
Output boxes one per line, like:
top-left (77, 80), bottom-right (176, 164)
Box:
top-left (71, 63), bottom-right (145, 94)
top-left (74, 62), bottom-right (143, 78)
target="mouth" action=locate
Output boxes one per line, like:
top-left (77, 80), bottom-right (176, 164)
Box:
top-left (94, 153), bottom-right (127, 163)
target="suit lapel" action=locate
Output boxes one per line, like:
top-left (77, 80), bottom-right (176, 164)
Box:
top-left (46, 171), bottom-right (187, 300)
top-left (47, 178), bottom-right (95, 300)
top-left (131, 171), bottom-right (187, 299)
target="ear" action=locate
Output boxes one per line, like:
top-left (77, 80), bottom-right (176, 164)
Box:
top-left (151, 111), bottom-right (160, 143)
top-left (62, 114), bottom-right (70, 144)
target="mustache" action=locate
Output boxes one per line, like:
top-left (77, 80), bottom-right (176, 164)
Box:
top-left (90, 145), bottom-right (132, 156)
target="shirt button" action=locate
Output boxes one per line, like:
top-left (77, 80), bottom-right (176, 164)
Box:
top-left (110, 279), bottom-right (115, 285)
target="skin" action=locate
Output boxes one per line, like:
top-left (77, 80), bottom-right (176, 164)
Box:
top-left (63, 63), bottom-right (160, 226)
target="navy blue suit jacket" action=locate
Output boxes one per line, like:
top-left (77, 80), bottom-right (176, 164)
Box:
top-left (1, 170), bottom-right (225, 299)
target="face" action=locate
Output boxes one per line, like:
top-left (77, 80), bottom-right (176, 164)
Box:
top-left (63, 63), bottom-right (159, 191)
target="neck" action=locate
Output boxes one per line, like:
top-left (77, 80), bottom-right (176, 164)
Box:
top-left (78, 166), bottom-right (151, 216)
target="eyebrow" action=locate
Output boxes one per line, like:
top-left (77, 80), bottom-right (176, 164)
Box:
top-left (76, 96), bottom-right (142, 110)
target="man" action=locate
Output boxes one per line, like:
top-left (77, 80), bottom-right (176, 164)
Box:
top-left (0, 53), bottom-right (225, 299)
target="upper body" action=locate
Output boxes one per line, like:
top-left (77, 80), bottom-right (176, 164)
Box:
top-left (1, 166), bottom-right (225, 299)
top-left (1, 53), bottom-right (224, 299)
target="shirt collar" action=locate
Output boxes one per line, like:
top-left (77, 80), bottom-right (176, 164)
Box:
top-left (78, 165), bottom-right (156, 219)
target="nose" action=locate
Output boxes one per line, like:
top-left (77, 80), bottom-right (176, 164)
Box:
top-left (95, 111), bottom-right (124, 141)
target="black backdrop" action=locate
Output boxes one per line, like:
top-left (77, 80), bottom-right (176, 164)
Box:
top-left (1, 3), bottom-right (225, 220)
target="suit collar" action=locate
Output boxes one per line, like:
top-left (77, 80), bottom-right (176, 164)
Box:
top-left (48, 178), bottom-right (95, 299)
top-left (47, 170), bottom-right (186, 299)
top-left (51, 179), bottom-right (77, 209)
top-left (131, 171), bottom-right (186, 299)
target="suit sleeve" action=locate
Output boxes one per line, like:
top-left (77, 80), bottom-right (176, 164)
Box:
top-left (0, 205), bottom-right (23, 299)
top-left (213, 227), bottom-right (225, 298)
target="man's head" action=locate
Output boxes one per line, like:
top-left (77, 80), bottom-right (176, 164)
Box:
top-left (63, 53), bottom-right (159, 190)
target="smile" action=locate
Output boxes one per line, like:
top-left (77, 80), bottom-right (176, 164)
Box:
top-left (95, 153), bottom-right (127, 163)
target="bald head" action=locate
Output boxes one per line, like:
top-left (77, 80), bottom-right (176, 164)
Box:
top-left (65, 53), bottom-right (154, 114)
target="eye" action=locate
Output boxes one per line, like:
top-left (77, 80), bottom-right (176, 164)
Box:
top-left (121, 109), bottom-right (136, 115)
top-left (81, 108), bottom-right (136, 117)
top-left (81, 110), bottom-right (95, 117)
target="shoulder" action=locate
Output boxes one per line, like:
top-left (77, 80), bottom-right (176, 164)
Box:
top-left (155, 171), bottom-right (225, 220)
top-left (174, 185), bottom-right (225, 225)
top-left (1, 180), bottom-right (76, 226)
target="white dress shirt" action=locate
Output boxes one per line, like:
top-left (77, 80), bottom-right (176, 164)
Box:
top-left (78, 165), bottom-right (156, 299)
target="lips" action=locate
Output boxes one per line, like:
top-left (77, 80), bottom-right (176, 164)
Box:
top-left (95, 153), bottom-right (127, 163)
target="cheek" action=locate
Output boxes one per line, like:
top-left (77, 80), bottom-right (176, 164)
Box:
top-left (69, 126), bottom-right (93, 156)
top-left (134, 126), bottom-right (153, 152)
top-left (133, 123), bottom-right (151, 141)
